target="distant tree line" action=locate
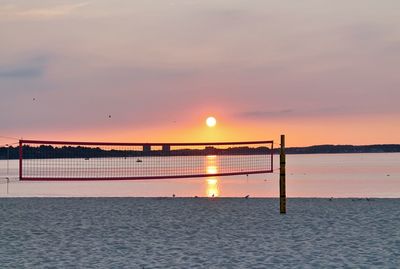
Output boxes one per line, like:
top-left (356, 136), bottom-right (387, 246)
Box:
top-left (0, 145), bottom-right (271, 159)
top-left (1, 144), bottom-right (399, 160)
top-left (279, 144), bottom-right (400, 154)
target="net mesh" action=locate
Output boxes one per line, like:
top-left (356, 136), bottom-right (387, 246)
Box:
top-left (19, 140), bottom-right (273, 180)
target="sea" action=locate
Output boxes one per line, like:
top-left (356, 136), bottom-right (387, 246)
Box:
top-left (0, 153), bottom-right (399, 197)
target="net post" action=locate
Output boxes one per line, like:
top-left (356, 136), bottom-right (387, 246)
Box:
top-left (19, 140), bottom-right (23, 180)
top-left (271, 141), bottom-right (274, 173)
top-left (280, 134), bottom-right (286, 214)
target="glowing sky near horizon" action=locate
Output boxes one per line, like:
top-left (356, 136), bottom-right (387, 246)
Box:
top-left (1, 0), bottom-right (399, 146)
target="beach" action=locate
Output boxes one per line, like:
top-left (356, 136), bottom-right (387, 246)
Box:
top-left (0, 198), bottom-right (399, 268)
top-left (2, 0), bottom-right (399, 267)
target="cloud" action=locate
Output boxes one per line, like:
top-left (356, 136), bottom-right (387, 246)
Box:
top-left (0, 2), bottom-right (89, 19)
top-left (346, 23), bottom-right (389, 43)
top-left (237, 107), bottom-right (354, 119)
top-left (0, 56), bottom-right (47, 79)
top-left (0, 66), bottom-right (43, 78)
top-left (239, 109), bottom-right (294, 118)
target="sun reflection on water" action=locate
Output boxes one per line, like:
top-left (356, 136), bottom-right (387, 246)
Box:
top-left (206, 166), bottom-right (218, 174)
top-left (206, 155), bottom-right (219, 197)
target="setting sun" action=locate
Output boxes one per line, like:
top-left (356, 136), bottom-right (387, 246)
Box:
top-left (206, 116), bottom-right (217, 127)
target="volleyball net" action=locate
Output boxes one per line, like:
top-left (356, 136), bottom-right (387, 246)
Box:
top-left (19, 140), bottom-right (273, 181)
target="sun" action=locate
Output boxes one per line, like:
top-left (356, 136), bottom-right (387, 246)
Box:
top-left (206, 116), bottom-right (217, 127)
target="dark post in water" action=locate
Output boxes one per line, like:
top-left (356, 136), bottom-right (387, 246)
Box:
top-left (280, 134), bottom-right (286, 214)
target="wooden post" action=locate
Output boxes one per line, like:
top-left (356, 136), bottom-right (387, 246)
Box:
top-left (6, 144), bottom-right (9, 176)
top-left (19, 140), bottom-right (22, 180)
top-left (280, 134), bottom-right (286, 214)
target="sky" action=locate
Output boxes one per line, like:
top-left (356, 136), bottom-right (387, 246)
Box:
top-left (1, 0), bottom-right (400, 146)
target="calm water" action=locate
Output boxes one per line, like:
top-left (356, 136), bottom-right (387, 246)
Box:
top-left (0, 153), bottom-right (399, 197)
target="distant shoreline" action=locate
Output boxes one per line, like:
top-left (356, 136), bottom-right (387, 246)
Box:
top-left (1, 144), bottom-right (399, 159)
top-left (277, 144), bottom-right (400, 155)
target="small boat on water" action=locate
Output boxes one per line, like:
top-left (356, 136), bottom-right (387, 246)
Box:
top-left (136, 159), bottom-right (143, 163)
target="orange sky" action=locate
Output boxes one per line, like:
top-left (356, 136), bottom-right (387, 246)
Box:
top-left (7, 112), bottom-right (398, 147)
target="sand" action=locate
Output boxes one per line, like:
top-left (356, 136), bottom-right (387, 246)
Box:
top-left (0, 198), bottom-right (399, 268)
